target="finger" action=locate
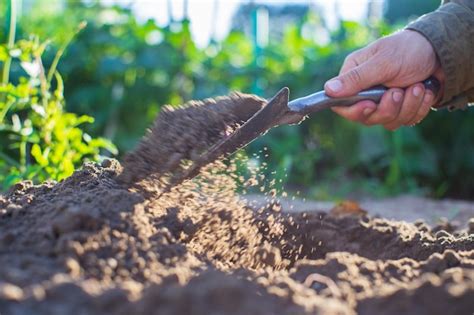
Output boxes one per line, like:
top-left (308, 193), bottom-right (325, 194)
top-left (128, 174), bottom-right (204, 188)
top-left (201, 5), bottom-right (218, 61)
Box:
top-left (339, 53), bottom-right (360, 75)
top-left (384, 84), bottom-right (425, 130)
top-left (362, 88), bottom-right (404, 126)
top-left (339, 57), bottom-right (358, 75)
top-left (331, 100), bottom-right (377, 122)
top-left (339, 48), bottom-right (374, 75)
top-left (325, 57), bottom-right (388, 97)
top-left (406, 90), bottom-right (435, 126)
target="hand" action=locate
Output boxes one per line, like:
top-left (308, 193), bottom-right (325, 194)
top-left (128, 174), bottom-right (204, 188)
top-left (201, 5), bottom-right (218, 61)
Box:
top-left (324, 30), bottom-right (445, 130)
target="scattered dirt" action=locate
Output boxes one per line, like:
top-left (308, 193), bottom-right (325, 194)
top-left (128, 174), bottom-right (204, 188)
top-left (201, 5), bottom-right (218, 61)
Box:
top-left (120, 92), bottom-right (265, 185)
top-left (1, 93), bottom-right (473, 314)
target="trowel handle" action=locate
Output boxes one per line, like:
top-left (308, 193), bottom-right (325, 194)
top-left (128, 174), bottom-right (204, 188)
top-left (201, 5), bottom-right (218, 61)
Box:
top-left (288, 76), bottom-right (441, 115)
top-left (345, 76), bottom-right (441, 107)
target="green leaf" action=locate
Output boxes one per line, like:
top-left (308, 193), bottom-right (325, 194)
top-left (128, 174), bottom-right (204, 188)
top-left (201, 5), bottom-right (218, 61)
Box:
top-left (88, 137), bottom-right (118, 155)
top-left (0, 45), bottom-right (8, 61)
top-left (54, 71), bottom-right (64, 98)
top-left (31, 143), bottom-right (48, 167)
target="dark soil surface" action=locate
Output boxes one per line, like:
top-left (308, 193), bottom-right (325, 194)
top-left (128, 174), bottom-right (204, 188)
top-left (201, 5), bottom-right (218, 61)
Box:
top-left (1, 160), bottom-right (473, 315)
top-left (1, 94), bottom-right (474, 314)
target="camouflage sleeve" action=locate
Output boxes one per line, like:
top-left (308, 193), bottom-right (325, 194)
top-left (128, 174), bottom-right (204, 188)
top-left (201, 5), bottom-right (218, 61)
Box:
top-left (406, 0), bottom-right (474, 110)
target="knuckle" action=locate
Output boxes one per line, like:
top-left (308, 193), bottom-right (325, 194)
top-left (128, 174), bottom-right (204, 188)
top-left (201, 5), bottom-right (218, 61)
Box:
top-left (403, 107), bottom-right (419, 122)
top-left (376, 103), bottom-right (399, 123)
top-left (344, 69), bottom-right (363, 88)
top-left (343, 55), bottom-right (352, 65)
top-left (341, 53), bottom-right (360, 74)
top-left (400, 102), bottom-right (421, 121)
top-left (379, 109), bottom-right (398, 123)
top-left (345, 51), bottom-right (358, 63)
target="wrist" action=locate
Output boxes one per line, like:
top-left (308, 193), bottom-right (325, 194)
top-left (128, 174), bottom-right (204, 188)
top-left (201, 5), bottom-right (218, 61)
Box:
top-left (402, 29), bottom-right (444, 105)
top-left (403, 29), bottom-right (439, 72)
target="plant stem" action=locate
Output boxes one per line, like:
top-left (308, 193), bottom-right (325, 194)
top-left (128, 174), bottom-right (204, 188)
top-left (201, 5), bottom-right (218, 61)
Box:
top-left (20, 136), bottom-right (27, 170)
top-left (1, 0), bottom-right (17, 86)
top-left (0, 98), bottom-right (15, 122)
top-left (47, 21), bottom-right (87, 85)
top-left (37, 56), bottom-right (49, 108)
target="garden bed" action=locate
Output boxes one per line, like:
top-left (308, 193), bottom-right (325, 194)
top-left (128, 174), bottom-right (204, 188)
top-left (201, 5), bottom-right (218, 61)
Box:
top-left (1, 159), bottom-right (473, 315)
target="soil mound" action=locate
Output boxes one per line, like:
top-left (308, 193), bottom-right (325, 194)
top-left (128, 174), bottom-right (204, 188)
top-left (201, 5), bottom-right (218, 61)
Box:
top-left (1, 93), bottom-right (473, 314)
top-left (1, 161), bottom-right (473, 314)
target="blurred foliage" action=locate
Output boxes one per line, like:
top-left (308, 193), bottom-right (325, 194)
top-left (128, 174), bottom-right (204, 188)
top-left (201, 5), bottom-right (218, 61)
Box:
top-left (0, 4), bottom-right (116, 189)
top-left (2, 0), bottom-right (473, 199)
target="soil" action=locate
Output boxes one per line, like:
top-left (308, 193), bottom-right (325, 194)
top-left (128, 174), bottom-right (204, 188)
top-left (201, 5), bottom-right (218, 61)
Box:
top-left (120, 92), bottom-right (266, 185)
top-left (1, 94), bottom-right (474, 315)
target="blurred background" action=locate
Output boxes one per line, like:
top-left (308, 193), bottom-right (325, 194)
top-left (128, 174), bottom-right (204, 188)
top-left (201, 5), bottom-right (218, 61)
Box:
top-left (1, 0), bottom-right (473, 200)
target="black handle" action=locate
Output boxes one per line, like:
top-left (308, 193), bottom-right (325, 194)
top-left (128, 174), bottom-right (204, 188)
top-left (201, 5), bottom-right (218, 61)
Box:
top-left (422, 76), bottom-right (441, 96)
top-left (333, 76), bottom-right (441, 108)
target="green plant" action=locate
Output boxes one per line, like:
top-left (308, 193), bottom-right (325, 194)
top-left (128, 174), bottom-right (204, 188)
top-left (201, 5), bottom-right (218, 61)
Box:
top-left (0, 1), bottom-right (116, 189)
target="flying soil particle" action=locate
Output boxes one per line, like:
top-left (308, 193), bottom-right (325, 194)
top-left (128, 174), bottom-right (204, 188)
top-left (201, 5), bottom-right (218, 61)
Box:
top-left (0, 92), bottom-right (474, 315)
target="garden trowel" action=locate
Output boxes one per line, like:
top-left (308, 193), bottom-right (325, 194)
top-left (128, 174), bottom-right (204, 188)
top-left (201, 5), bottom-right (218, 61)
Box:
top-left (165, 77), bottom-right (440, 192)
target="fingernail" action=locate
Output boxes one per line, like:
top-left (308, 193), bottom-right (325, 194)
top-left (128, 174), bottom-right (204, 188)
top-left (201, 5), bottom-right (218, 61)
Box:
top-left (413, 86), bottom-right (423, 97)
top-left (363, 107), bottom-right (376, 117)
top-left (326, 79), bottom-right (343, 93)
top-left (392, 91), bottom-right (403, 103)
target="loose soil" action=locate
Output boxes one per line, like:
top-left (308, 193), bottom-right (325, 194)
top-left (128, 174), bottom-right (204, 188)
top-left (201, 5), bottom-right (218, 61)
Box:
top-left (1, 94), bottom-right (473, 315)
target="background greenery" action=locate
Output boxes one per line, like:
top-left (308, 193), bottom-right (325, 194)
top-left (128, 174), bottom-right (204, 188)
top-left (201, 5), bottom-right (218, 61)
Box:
top-left (1, 0), bottom-right (473, 199)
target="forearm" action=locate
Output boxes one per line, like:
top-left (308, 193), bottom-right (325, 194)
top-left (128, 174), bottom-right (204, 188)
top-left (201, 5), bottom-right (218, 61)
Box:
top-left (406, 0), bottom-right (474, 109)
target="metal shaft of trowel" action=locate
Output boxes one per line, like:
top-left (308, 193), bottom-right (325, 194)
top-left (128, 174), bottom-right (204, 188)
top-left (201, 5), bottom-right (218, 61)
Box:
top-left (287, 87), bottom-right (387, 116)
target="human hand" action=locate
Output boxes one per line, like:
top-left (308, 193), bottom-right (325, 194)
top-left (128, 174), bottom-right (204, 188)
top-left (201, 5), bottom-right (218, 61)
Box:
top-left (324, 30), bottom-right (445, 130)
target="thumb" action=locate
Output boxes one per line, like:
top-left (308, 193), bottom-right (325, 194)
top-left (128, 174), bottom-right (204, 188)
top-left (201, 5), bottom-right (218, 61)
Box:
top-left (325, 59), bottom-right (387, 97)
